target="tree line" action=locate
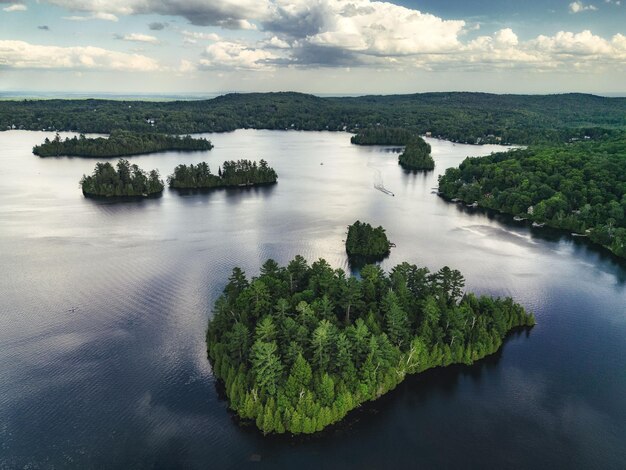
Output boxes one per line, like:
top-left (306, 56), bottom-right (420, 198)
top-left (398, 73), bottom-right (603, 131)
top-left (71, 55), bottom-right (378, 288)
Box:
top-left (4, 92), bottom-right (626, 145)
top-left (80, 159), bottom-right (164, 197)
top-left (168, 159), bottom-right (277, 189)
top-left (33, 130), bottom-right (213, 158)
top-left (207, 256), bottom-right (535, 435)
top-left (438, 137), bottom-right (626, 258)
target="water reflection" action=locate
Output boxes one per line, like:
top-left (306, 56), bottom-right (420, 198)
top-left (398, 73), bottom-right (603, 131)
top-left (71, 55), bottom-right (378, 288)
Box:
top-left (0, 130), bottom-right (625, 469)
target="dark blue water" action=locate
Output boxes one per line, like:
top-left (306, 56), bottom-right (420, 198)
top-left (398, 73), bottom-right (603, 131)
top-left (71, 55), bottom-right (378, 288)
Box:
top-left (0, 130), bottom-right (625, 469)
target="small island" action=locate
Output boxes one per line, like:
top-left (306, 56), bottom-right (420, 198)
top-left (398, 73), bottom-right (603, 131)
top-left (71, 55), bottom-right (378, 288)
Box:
top-left (398, 137), bottom-right (435, 170)
top-left (33, 130), bottom-right (213, 158)
top-left (207, 256), bottom-right (535, 435)
top-left (345, 220), bottom-right (391, 260)
top-left (168, 159), bottom-right (277, 189)
top-left (80, 159), bottom-right (164, 198)
top-left (351, 128), bottom-right (416, 145)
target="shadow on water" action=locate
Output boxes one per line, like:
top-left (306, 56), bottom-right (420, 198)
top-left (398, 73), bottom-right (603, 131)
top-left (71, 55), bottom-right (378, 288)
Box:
top-left (347, 253), bottom-right (390, 272)
top-left (170, 184), bottom-right (277, 204)
top-left (84, 192), bottom-right (164, 203)
top-left (452, 202), bottom-right (626, 282)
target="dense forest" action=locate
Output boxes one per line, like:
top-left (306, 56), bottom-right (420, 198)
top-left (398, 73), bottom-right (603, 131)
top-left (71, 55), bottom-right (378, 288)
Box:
top-left (3, 92), bottom-right (626, 145)
top-left (168, 159), bottom-right (277, 189)
top-left (207, 257), bottom-right (535, 435)
top-left (438, 137), bottom-right (626, 258)
top-left (350, 128), bottom-right (416, 145)
top-left (399, 137), bottom-right (435, 171)
top-left (80, 159), bottom-right (164, 197)
top-left (33, 130), bottom-right (213, 157)
top-left (345, 221), bottom-right (391, 258)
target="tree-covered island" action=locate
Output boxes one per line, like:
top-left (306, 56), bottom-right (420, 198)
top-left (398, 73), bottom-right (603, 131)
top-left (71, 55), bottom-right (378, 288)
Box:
top-left (399, 137), bottom-right (435, 171)
top-left (345, 221), bottom-right (392, 259)
top-left (350, 128), bottom-right (416, 145)
top-left (80, 159), bottom-right (164, 198)
top-left (207, 256), bottom-right (535, 435)
top-left (33, 130), bottom-right (213, 157)
top-left (438, 137), bottom-right (626, 258)
top-left (168, 159), bottom-right (277, 189)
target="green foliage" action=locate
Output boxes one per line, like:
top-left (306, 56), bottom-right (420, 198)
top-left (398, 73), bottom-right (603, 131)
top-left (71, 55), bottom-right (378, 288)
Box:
top-left (438, 137), bottom-right (626, 258)
top-left (5, 92), bottom-right (626, 145)
top-left (351, 127), bottom-right (416, 145)
top-left (399, 137), bottom-right (434, 171)
top-left (33, 130), bottom-right (212, 157)
top-left (345, 220), bottom-right (391, 258)
top-left (207, 257), bottom-right (534, 435)
top-left (79, 158), bottom-right (164, 197)
top-left (168, 159), bottom-right (277, 189)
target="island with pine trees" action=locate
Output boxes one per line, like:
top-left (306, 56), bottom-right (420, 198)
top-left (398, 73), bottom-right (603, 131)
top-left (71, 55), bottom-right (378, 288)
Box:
top-left (345, 220), bottom-right (392, 260)
top-left (33, 130), bottom-right (213, 158)
top-left (80, 159), bottom-right (164, 198)
top-left (399, 137), bottom-right (435, 170)
top-left (168, 159), bottom-right (277, 189)
top-left (350, 128), bottom-right (416, 145)
top-left (207, 257), bottom-right (535, 435)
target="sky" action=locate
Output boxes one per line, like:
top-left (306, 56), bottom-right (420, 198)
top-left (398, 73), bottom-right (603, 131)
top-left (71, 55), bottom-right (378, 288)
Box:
top-left (0, 0), bottom-right (625, 95)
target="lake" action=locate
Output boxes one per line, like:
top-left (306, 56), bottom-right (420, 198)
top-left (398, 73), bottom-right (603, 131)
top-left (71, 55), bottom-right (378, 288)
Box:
top-left (0, 130), bottom-right (625, 469)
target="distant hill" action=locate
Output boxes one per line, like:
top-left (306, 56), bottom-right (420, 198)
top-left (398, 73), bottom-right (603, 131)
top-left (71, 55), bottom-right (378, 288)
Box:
top-left (2, 91), bottom-right (625, 144)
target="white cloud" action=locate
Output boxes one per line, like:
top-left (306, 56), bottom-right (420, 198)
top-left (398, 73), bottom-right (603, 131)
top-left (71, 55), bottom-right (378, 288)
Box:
top-left (0, 40), bottom-right (160, 71)
top-left (46, 0), bottom-right (267, 28)
top-left (200, 40), bottom-right (277, 70)
top-left (116, 33), bottom-right (160, 44)
top-left (272, 0), bottom-right (465, 56)
top-left (494, 28), bottom-right (519, 47)
top-left (3, 3), bottom-right (27, 11)
top-left (569, 1), bottom-right (598, 13)
top-left (181, 30), bottom-right (221, 42)
top-left (266, 36), bottom-right (290, 49)
top-left (63, 12), bottom-right (119, 21)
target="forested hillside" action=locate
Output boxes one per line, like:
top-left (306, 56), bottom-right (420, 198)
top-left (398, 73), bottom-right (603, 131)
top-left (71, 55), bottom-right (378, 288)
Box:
top-left (3, 92), bottom-right (626, 145)
top-left (438, 137), bottom-right (626, 258)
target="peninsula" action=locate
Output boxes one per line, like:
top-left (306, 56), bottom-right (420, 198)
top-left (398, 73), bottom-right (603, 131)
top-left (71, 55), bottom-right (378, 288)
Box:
top-left (33, 130), bottom-right (213, 158)
top-left (438, 137), bottom-right (626, 259)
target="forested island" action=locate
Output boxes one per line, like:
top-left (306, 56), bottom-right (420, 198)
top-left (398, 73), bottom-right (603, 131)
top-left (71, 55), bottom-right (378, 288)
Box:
top-left (80, 159), bottom-right (164, 198)
top-left (345, 221), bottom-right (391, 259)
top-left (207, 257), bottom-right (535, 435)
top-left (438, 137), bottom-right (626, 258)
top-left (399, 137), bottom-right (435, 171)
top-left (33, 130), bottom-right (213, 157)
top-left (4, 92), bottom-right (626, 145)
top-left (168, 159), bottom-right (277, 189)
top-left (350, 128), bottom-right (416, 145)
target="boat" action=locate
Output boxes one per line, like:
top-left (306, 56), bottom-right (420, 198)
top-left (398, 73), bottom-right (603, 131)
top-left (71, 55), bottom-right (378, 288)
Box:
top-left (451, 198), bottom-right (460, 202)
top-left (467, 202), bottom-right (478, 208)
top-left (513, 216), bottom-right (527, 221)
top-left (374, 183), bottom-right (394, 197)
top-left (532, 222), bottom-right (545, 228)
top-left (571, 233), bottom-right (588, 237)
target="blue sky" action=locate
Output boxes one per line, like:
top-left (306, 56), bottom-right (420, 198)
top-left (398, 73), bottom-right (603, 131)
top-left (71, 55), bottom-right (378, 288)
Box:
top-left (1, 0), bottom-right (624, 94)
